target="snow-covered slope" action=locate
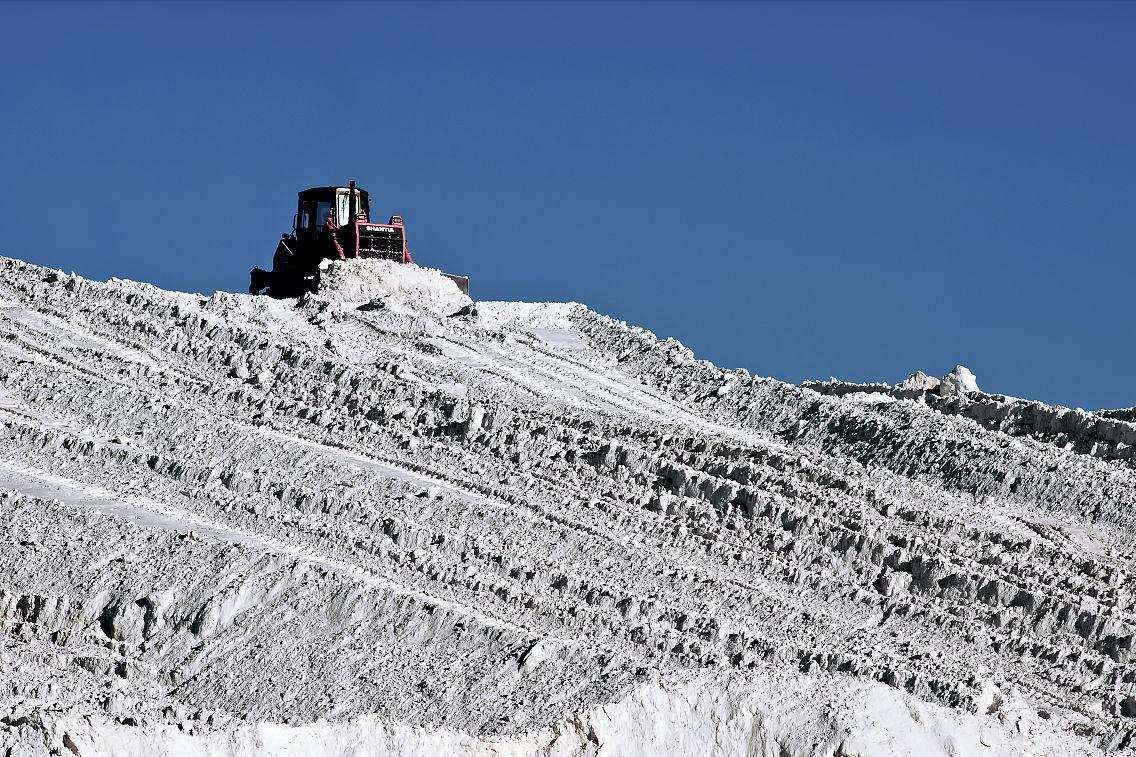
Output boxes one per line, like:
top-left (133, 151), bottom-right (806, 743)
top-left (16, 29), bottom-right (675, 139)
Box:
top-left (0, 257), bottom-right (1132, 756)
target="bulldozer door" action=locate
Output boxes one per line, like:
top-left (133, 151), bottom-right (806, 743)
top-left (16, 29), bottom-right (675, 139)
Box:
top-left (335, 189), bottom-right (365, 225)
top-left (299, 201), bottom-right (316, 231)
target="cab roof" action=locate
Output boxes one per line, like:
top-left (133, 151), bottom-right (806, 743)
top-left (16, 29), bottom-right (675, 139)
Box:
top-left (298, 186), bottom-right (369, 198)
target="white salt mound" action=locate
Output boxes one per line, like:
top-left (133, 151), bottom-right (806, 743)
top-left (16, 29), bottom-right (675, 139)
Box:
top-left (51, 671), bottom-right (1092, 757)
top-left (898, 370), bottom-right (941, 393)
top-left (941, 364), bottom-right (980, 395)
top-left (318, 259), bottom-right (472, 315)
top-left (0, 256), bottom-right (1130, 757)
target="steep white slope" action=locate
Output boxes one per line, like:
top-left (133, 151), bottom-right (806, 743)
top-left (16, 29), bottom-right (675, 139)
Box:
top-left (0, 257), bottom-right (1131, 755)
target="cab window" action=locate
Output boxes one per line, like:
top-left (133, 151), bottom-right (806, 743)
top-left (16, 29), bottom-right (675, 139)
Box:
top-left (337, 193), bottom-right (352, 226)
top-left (315, 202), bottom-right (332, 229)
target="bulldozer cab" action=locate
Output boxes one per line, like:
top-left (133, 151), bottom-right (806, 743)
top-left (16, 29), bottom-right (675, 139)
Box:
top-left (295, 186), bottom-right (370, 236)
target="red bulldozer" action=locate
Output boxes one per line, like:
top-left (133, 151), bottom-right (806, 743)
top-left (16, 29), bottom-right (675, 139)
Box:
top-left (249, 181), bottom-right (469, 298)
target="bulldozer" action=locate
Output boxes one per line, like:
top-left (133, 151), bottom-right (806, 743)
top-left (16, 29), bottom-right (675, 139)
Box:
top-left (249, 181), bottom-right (469, 298)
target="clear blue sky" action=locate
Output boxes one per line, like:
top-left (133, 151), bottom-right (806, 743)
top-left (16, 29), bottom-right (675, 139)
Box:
top-left (2, 2), bottom-right (1133, 410)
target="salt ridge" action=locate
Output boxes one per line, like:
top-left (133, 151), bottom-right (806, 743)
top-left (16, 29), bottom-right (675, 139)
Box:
top-left (0, 257), bottom-right (1131, 755)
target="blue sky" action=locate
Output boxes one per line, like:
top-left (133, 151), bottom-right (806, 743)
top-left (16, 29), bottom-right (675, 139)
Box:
top-left (2, 1), bottom-right (1133, 409)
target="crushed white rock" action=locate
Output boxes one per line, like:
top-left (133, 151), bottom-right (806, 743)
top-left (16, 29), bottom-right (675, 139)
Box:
top-left (0, 255), bottom-right (1131, 757)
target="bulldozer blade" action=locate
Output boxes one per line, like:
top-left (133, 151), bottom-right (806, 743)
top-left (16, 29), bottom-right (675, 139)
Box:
top-left (442, 272), bottom-right (469, 296)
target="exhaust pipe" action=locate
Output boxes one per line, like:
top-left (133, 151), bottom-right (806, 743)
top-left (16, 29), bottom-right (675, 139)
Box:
top-left (348, 180), bottom-right (358, 258)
